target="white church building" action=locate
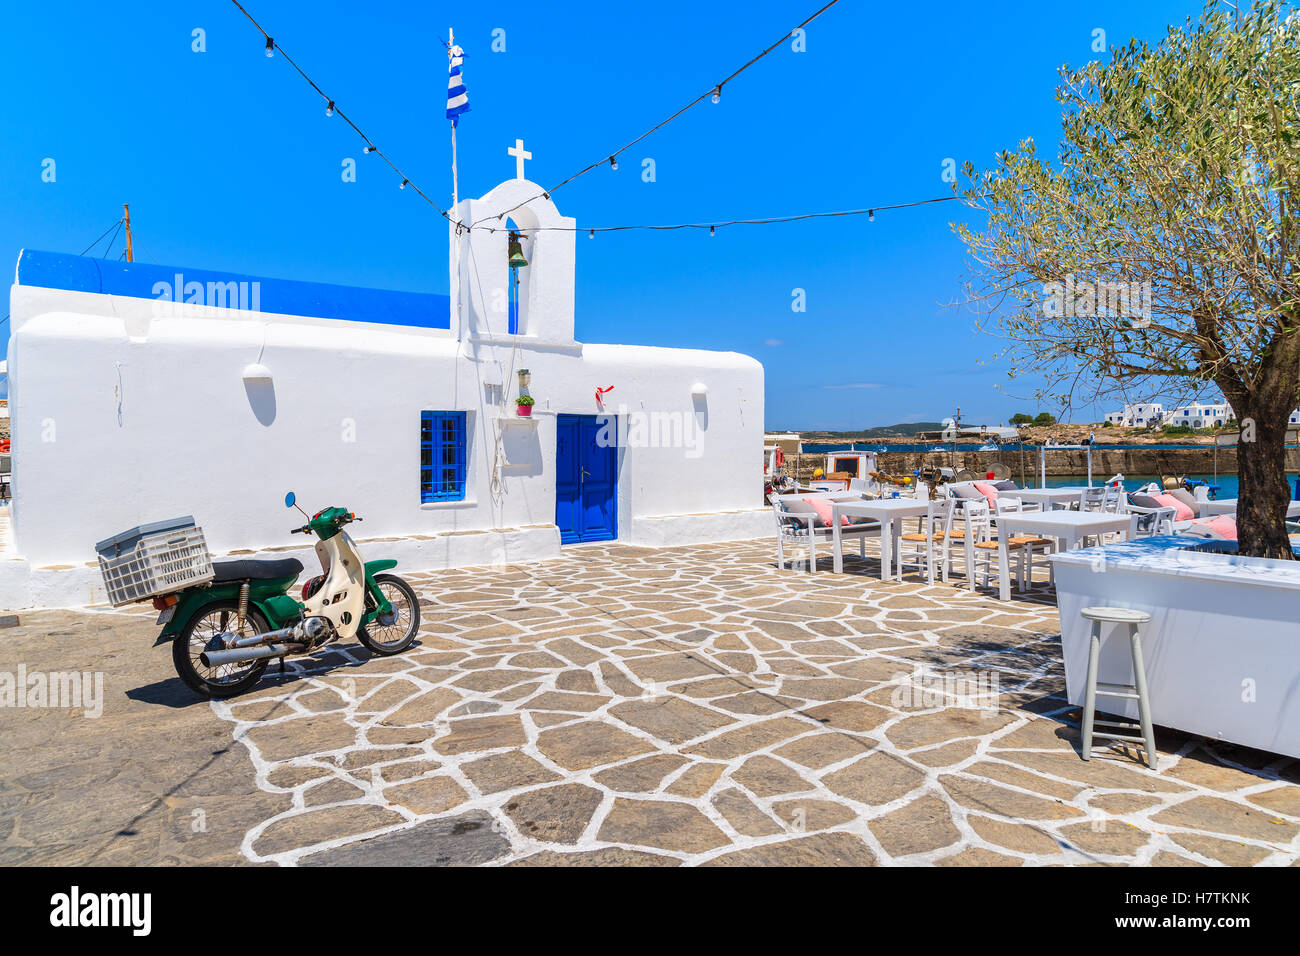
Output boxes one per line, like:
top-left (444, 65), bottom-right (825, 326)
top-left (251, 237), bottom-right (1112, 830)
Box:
top-left (1, 176), bottom-right (768, 608)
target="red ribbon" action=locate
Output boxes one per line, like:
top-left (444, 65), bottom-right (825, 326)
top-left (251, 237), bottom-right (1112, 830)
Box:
top-left (595, 385), bottom-right (614, 407)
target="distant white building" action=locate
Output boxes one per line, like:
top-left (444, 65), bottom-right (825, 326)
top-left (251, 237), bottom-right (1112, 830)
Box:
top-left (1103, 403), bottom-right (1166, 427)
top-left (1165, 402), bottom-right (1233, 429)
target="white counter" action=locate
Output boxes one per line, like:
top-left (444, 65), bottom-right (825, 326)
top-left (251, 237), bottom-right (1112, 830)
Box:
top-left (1051, 537), bottom-right (1300, 759)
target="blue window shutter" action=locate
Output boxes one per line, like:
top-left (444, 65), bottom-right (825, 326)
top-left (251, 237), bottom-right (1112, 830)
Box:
top-left (420, 411), bottom-right (467, 502)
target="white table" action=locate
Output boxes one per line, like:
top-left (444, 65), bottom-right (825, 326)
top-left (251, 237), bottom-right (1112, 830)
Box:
top-left (830, 498), bottom-right (931, 579)
top-left (992, 511), bottom-right (1137, 600)
top-left (1010, 486), bottom-right (1094, 510)
top-left (1196, 498), bottom-right (1300, 519)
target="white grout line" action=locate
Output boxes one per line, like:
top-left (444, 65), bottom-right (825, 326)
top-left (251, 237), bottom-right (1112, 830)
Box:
top-left (204, 540), bottom-right (1300, 867)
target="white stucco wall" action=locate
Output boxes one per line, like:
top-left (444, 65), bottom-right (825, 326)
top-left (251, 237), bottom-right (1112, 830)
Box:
top-left (1, 182), bottom-right (768, 609)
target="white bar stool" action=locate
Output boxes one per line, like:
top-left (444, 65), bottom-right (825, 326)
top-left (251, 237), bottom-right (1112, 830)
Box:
top-left (1079, 606), bottom-right (1157, 769)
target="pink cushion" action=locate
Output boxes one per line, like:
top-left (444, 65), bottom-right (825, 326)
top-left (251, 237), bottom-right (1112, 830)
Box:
top-left (802, 497), bottom-right (849, 528)
top-left (1195, 515), bottom-right (1238, 540)
top-left (971, 481), bottom-right (1000, 508)
top-left (1154, 493), bottom-right (1195, 522)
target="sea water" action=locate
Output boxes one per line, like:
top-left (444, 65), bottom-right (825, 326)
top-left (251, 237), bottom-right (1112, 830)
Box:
top-left (1039, 474), bottom-right (1300, 499)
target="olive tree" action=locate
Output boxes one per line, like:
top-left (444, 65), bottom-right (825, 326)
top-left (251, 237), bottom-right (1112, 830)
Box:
top-left (954, 1), bottom-right (1300, 558)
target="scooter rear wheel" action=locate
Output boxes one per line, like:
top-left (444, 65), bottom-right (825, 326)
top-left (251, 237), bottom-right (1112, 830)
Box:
top-left (173, 600), bottom-right (271, 699)
top-left (356, 574), bottom-right (421, 655)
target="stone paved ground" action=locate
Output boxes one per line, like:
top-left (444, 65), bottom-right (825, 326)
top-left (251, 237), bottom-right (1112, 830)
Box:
top-left (2, 539), bottom-right (1298, 866)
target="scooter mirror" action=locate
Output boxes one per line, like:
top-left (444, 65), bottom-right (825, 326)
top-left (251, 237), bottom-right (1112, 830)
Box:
top-left (284, 492), bottom-right (296, 508)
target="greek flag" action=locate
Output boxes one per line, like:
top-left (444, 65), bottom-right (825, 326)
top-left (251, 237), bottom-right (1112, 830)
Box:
top-left (446, 44), bottom-right (470, 126)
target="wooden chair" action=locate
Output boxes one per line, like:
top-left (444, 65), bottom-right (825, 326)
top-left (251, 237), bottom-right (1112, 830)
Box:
top-left (949, 500), bottom-right (1024, 593)
top-left (992, 497), bottom-right (1055, 591)
top-left (898, 498), bottom-right (955, 585)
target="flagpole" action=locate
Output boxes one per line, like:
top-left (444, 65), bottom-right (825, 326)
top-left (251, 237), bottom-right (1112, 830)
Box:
top-left (449, 27), bottom-right (459, 212)
top-left (448, 27), bottom-right (461, 340)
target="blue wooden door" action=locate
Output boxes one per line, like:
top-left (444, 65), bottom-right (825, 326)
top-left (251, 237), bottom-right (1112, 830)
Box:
top-left (556, 414), bottom-right (617, 544)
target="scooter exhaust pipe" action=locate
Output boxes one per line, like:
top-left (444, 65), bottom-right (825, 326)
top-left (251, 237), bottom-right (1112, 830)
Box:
top-left (200, 616), bottom-right (331, 667)
top-left (200, 643), bottom-right (304, 668)
top-left (214, 616), bottom-right (332, 653)
top-left (228, 625), bottom-right (296, 649)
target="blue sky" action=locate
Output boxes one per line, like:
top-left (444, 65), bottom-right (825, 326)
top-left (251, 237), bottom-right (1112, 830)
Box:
top-left (1, 0), bottom-right (1210, 425)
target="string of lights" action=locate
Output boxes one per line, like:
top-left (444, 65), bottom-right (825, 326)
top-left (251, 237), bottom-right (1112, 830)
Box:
top-left (226, 0), bottom-right (970, 242)
top-left (483, 0), bottom-right (845, 229)
top-left (494, 195), bottom-right (964, 237)
top-left (228, 0), bottom-right (456, 223)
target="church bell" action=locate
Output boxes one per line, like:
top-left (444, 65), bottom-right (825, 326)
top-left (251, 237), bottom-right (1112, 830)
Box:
top-left (507, 232), bottom-right (528, 269)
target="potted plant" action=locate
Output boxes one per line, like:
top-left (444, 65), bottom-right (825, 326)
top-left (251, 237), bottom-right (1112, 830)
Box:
top-left (515, 394), bottom-right (535, 418)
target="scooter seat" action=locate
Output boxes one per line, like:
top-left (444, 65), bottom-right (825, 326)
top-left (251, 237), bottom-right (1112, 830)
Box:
top-left (211, 558), bottom-right (304, 583)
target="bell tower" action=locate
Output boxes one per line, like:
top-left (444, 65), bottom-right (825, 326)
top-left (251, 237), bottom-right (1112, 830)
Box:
top-left (449, 178), bottom-right (577, 346)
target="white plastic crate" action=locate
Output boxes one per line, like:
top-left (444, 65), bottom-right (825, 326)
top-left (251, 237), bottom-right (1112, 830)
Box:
top-left (95, 517), bottom-right (214, 607)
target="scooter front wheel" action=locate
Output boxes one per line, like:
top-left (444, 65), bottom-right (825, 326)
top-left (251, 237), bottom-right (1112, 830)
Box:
top-left (173, 600), bottom-right (271, 699)
top-left (356, 574), bottom-right (421, 655)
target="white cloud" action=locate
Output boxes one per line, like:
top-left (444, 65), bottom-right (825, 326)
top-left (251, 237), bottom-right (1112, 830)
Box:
top-left (763, 338), bottom-right (785, 347)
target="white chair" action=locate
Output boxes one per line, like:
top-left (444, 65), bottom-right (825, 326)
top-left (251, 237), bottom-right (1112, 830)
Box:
top-left (949, 500), bottom-right (1026, 593)
top-left (1101, 484), bottom-right (1125, 513)
top-left (771, 494), bottom-right (881, 573)
top-left (1078, 487), bottom-right (1107, 512)
top-left (1125, 501), bottom-right (1177, 537)
top-left (897, 498), bottom-right (955, 585)
top-left (994, 497), bottom-right (1056, 590)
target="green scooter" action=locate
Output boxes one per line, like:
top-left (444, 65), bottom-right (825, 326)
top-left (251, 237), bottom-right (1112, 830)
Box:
top-left (156, 492), bottom-right (420, 698)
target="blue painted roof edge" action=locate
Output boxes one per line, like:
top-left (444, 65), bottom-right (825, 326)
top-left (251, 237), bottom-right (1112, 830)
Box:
top-left (13, 249), bottom-right (451, 331)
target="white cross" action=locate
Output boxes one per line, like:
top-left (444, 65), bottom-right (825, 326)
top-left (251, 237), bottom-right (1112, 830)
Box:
top-left (507, 138), bottom-right (532, 180)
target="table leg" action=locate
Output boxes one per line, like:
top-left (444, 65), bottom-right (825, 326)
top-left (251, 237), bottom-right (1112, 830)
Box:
top-left (879, 518), bottom-right (892, 583)
top-left (966, 533), bottom-right (975, 592)
top-left (998, 538), bottom-right (1010, 601)
top-left (832, 508), bottom-right (843, 574)
top-left (895, 523), bottom-right (905, 581)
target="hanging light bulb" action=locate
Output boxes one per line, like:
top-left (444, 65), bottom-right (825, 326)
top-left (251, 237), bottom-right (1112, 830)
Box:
top-left (325, 101), bottom-right (334, 117)
top-left (364, 145), bottom-right (377, 154)
top-left (265, 37), bottom-right (275, 57)
top-left (868, 209), bottom-right (875, 222)
top-left (711, 86), bottom-right (721, 104)
top-left (588, 229), bottom-right (594, 239)
top-left (709, 225), bottom-right (716, 237)
top-left (400, 179), bottom-right (408, 190)
top-left (609, 156), bottom-right (619, 171)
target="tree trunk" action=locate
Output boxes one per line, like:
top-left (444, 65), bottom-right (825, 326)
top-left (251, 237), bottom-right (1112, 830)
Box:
top-left (1233, 411), bottom-right (1294, 560)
